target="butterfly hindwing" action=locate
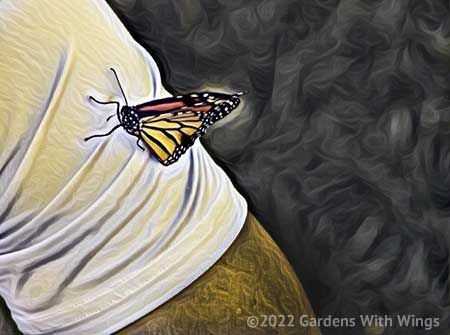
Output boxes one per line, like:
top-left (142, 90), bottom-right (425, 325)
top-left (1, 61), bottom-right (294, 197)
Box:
top-left (136, 92), bottom-right (242, 165)
top-left (139, 111), bottom-right (202, 165)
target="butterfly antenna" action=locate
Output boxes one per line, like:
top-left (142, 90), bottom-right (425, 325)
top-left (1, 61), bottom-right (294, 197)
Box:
top-left (84, 124), bottom-right (122, 141)
top-left (110, 68), bottom-right (129, 106)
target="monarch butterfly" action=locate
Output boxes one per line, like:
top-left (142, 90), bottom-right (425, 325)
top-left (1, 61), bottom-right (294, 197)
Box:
top-left (85, 68), bottom-right (245, 166)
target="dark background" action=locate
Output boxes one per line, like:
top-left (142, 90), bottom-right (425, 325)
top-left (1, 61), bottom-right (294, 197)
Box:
top-left (104, 1), bottom-right (450, 334)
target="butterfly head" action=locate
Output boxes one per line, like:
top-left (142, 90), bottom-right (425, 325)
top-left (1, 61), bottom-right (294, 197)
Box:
top-left (120, 105), bottom-right (141, 134)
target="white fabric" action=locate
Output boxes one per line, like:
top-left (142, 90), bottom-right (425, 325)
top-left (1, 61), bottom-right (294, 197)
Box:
top-left (0, 0), bottom-right (247, 334)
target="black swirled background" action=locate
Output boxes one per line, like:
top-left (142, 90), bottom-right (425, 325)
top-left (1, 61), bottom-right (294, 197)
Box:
top-left (106, 1), bottom-right (450, 334)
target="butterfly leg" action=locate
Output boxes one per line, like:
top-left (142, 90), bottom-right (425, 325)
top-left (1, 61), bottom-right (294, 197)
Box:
top-left (136, 138), bottom-right (145, 151)
top-left (89, 96), bottom-right (120, 106)
top-left (89, 96), bottom-right (122, 123)
top-left (84, 124), bottom-right (122, 141)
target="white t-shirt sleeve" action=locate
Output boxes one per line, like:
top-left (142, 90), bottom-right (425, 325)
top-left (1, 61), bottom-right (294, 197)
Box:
top-left (0, 0), bottom-right (247, 334)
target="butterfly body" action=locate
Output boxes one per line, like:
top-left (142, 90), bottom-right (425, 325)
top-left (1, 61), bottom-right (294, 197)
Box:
top-left (120, 105), bottom-right (141, 135)
top-left (85, 69), bottom-right (245, 166)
